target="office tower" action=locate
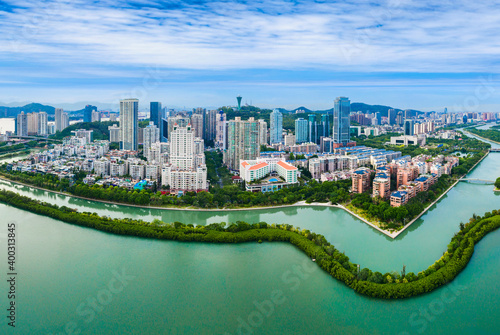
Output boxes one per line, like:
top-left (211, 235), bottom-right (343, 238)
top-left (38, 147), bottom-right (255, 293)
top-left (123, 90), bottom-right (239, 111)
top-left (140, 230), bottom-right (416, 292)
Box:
top-left (162, 118), bottom-right (168, 142)
top-left (308, 114), bottom-right (317, 144)
top-left (61, 112), bottom-right (69, 130)
top-left (463, 115), bottom-right (468, 124)
top-left (108, 124), bottom-right (121, 143)
top-left (332, 97), bottom-right (351, 145)
top-left (203, 109), bottom-right (217, 142)
top-left (404, 120), bottom-right (415, 136)
top-left (237, 96), bottom-right (242, 111)
top-left (388, 109), bottom-right (397, 125)
top-left (223, 117), bottom-right (260, 171)
top-left (191, 113), bottom-right (204, 139)
top-left (120, 98), bottom-right (139, 151)
top-left (38, 112), bottom-right (48, 135)
top-left (27, 112), bottom-right (38, 135)
top-left (143, 122), bottom-right (160, 157)
top-left (84, 105), bottom-right (97, 123)
top-left (320, 114), bottom-right (330, 138)
top-left (295, 118), bottom-right (308, 143)
top-left (258, 119), bottom-right (267, 146)
top-left (16, 112), bottom-right (28, 136)
top-left (374, 112), bottom-right (381, 126)
top-left (269, 109), bottom-right (283, 144)
top-left (215, 111), bottom-right (227, 149)
top-left (55, 108), bottom-right (64, 132)
top-left (150, 101), bottom-right (162, 128)
top-left (91, 110), bottom-right (101, 122)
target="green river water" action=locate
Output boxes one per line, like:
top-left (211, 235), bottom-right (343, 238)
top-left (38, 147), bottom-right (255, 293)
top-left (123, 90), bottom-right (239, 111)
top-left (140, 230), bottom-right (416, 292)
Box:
top-left (0, 129), bottom-right (499, 334)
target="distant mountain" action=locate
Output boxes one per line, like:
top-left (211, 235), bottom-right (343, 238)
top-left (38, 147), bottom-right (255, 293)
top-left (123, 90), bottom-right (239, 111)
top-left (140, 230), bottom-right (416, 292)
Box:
top-left (0, 103), bottom-right (86, 118)
top-left (0, 103), bottom-right (55, 118)
top-left (350, 103), bottom-right (423, 117)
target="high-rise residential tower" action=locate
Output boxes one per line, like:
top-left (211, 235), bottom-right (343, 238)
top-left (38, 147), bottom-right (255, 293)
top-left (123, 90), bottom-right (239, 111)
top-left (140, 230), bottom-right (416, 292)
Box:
top-left (143, 122), bottom-right (160, 157)
top-left (16, 112), bottom-right (27, 136)
top-left (269, 109), bottom-right (283, 144)
top-left (332, 97), bottom-right (351, 146)
top-left (120, 99), bottom-right (139, 151)
top-left (295, 118), bottom-right (308, 143)
top-left (223, 117), bottom-right (260, 171)
top-left (38, 112), bottom-right (48, 136)
top-left (55, 108), bottom-right (64, 132)
top-left (258, 119), bottom-right (267, 146)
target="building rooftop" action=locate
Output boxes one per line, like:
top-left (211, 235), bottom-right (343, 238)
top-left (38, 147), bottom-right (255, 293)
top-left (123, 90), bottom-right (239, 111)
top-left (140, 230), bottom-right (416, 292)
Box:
top-left (391, 191), bottom-right (407, 198)
top-left (248, 162), bottom-right (269, 171)
top-left (277, 160), bottom-right (297, 171)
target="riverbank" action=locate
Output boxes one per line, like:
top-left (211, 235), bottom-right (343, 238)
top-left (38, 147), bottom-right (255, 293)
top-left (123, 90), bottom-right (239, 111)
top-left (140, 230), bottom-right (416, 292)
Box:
top-left (463, 130), bottom-right (500, 145)
top-left (0, 187), bottom-right (498, 300)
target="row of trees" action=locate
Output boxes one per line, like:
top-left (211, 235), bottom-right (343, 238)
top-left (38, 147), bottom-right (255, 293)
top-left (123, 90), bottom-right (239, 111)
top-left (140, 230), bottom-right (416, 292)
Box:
top-left (467, 127), bottom-right (500, 143)
top-left (0, 188), bottom-right (498, 299)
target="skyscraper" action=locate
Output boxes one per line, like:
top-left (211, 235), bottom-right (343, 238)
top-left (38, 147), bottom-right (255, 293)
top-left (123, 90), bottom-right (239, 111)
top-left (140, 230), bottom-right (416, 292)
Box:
top-left (258, 119), bottom-right (267, 146)
top-left (84, 105), bottom-right (97, 123)
top-left (167, 115), bottom-right (190, 140)
top-left (150, 102), bottom-right (162, 127)
top-left (203, 109), bottom-right (217, 142)
top-left (215, 111), bottom-right (227, 149)
top-left (308, 114), bottom-right (317, 144)
top-left (120, 99), bottom-right (139, 151)
top-left (16, 112), bottom-right (27, 136)
top-left (223, 117), bottom-right (260, 171)
top-left (143, 122), bottom-right (160, 157)
top-left (269, 109), bottom-right (283, 144)
top-left (332, 97), bottom-right (351, 146)
top-left (27, 112), bottom-right (38, 135)
top-left (295, 118), bottom-right (308, 143)
top-left (191, 113), bottom-right (204, 139)
top-left (38, 112), bottom-right (48, 136)
top-left (320, 114), bottom-right (330, 138)
top-left (162, 124), bottom-right (207, 192)
top-left (396, 112), bottom-right (404, 126)
top-left (55, 108), bottom-right (64, 132)
top-left (388, 109), bottom-right (397, 125)
top-left (404, 120), bottom-right (414, 136)
top-left (61, 112), bottom-right (69, 131)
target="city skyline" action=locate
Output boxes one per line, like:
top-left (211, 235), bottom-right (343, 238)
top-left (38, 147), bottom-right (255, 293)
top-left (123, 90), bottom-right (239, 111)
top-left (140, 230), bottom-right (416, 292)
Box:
top-left (1, 1), bottom-right (500, 112)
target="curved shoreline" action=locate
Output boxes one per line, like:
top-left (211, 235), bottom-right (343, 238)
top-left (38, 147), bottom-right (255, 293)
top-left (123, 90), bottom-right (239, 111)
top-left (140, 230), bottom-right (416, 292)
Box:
top-left (0, 188), bottom-right (498, 300)
top-left (462, 130), bottom-right (500, 145)
top-left (0, 172), bottom-right (476, 240)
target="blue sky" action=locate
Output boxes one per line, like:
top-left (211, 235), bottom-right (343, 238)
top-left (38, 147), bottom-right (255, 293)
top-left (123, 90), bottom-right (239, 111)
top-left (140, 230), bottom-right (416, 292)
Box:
top-left (1, 0), bottom-right (500, 112)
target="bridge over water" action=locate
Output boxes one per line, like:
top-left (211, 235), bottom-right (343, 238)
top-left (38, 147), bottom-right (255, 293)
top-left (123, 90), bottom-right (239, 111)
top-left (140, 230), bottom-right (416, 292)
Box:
top-left (460, 178), bottom-right (495, 184)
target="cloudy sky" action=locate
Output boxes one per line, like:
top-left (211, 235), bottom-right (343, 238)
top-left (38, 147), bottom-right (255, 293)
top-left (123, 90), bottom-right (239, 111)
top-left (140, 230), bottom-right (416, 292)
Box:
top-left (1, 0), bottom-right (500, 111)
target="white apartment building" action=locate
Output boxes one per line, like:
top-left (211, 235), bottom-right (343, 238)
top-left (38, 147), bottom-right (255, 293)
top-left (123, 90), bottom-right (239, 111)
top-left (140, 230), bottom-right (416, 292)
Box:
top-left (161, 165), bottom-right (207, 192)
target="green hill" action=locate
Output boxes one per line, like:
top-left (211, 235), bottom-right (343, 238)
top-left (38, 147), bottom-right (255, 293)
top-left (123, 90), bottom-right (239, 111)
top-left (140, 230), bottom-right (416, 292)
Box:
top-left (50, 121), bottom-right (118, 141)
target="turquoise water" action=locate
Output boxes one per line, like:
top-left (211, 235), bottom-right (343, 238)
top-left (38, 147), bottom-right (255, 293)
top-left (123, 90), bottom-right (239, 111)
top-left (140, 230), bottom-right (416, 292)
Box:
top-left (0, 136), bottom-right (499, 334)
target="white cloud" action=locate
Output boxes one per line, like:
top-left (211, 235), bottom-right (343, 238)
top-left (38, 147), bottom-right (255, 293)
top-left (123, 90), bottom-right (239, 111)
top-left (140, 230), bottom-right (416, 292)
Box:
top-left (0, 0), bottom-right (499, 72)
